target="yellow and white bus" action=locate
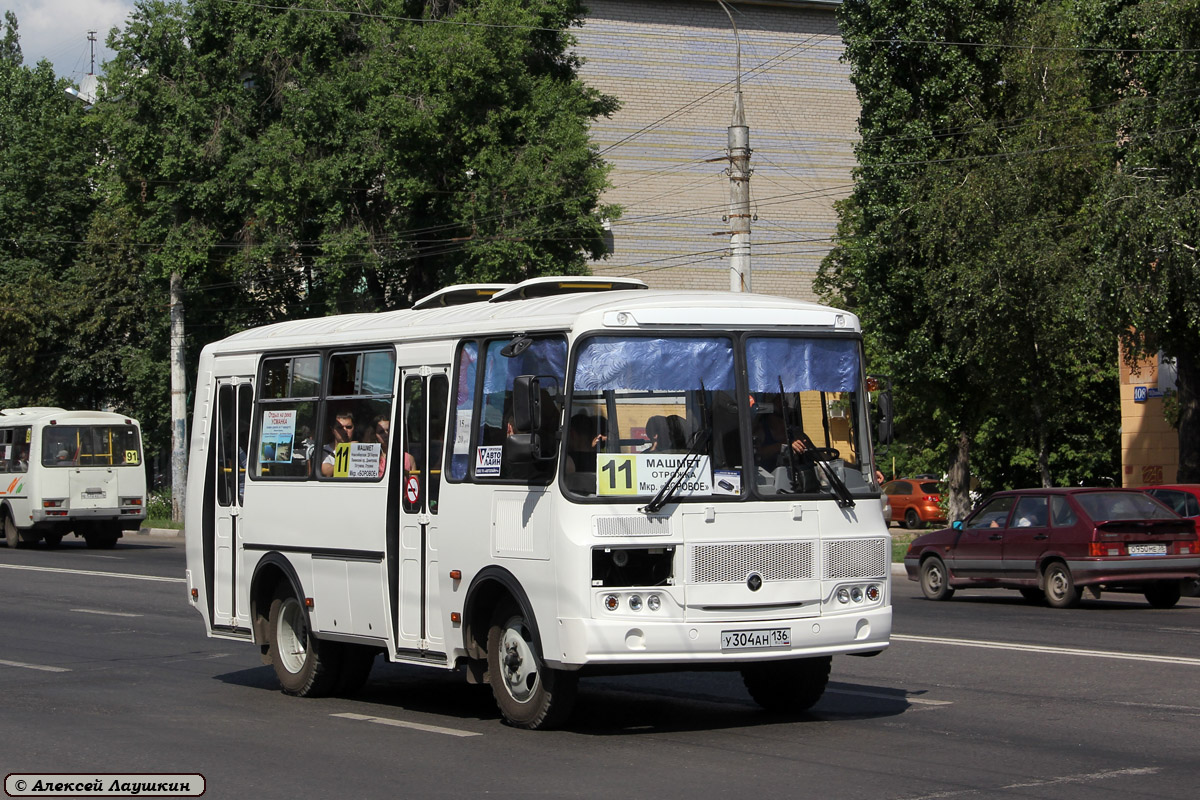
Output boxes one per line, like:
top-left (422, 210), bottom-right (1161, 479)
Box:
top-left (0, 407), bottom-right (146, 549)
top-left (184, 278), bottom-right (892, 729)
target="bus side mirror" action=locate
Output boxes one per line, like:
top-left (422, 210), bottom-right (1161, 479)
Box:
top-left (513, 375), bottom-right (541, 434)
top-left (876, 390), bottom-right (894, 445)
top-left (510, 375), bottom-right (559, 463)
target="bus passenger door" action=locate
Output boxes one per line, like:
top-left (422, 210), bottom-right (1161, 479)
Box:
top-left (212, 378), bottom-right (253, 630)
top-left (397, 367), bottom-right (450, 657)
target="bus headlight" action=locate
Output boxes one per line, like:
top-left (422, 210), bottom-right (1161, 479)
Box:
top-left (628, 595), bottom-right (643, 611)
top-left (647, 595), bottom-right (661, 611)
top-left (836, 588), bottom-right (851, 604)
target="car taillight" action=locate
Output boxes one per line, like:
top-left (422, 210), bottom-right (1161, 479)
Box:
top-left (922, 495), bottom-right (940, 502)
top-left (1089, 541), bottom-right (1125, 557)
top-left (1177, 532), bottom-right (1200, 555)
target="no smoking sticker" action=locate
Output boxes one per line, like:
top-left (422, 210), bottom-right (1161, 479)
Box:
top-left (405, 475), bottom-right (420, 504)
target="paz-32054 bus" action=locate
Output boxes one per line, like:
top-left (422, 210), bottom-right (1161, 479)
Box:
top-left (184, 278), bottom-right (892, 729)
top-left (1, 407), bottom-right (146, 549)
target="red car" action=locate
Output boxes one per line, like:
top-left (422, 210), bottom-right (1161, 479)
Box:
top-left (903, 488), bottom-right (1200, 608)
top-left (1142, 484), bottom-right (1200, 518)
top-left (882, 478), bottom-right (945, 529)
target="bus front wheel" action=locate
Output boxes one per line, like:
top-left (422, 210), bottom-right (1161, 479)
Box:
top-left (486, 602), bottom-right (577, 730)
top-left (742, 655), bottom-right (832, 714)
top-left (267, 585), bottom-right (342, 697)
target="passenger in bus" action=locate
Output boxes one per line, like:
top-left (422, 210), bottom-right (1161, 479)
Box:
top-left (642, 416), bottom-right (668, 452)
top-left (751, 396), bottom-right (816, 493)
top-left (320, 413), bottom-right (355, 477)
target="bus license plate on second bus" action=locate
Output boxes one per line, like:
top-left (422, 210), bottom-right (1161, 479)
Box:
top-left (721, 628), bottom-right (791, 650)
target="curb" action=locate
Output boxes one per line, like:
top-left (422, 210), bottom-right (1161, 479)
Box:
top-left (134, 527), bottom-right (186, 538)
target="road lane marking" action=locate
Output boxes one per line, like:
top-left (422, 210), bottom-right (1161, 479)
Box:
top-left (71, 608), bottom-right (143, 617)
top-left (894, 633), bottom-right (1200, 666)
top-left (0, 563), bottom-right (184, 583)
top-left (827, 688), bottom-right (952, 706)
top-left (0, 659), bottom-right (71, 673)
top-left (904, 767), bottom-right (1161, 799)
top-left (331, 712), bottom-right (481, 738)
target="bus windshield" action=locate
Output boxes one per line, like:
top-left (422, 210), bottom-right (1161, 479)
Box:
top-left (41, 425), bottom-right (142, 467)
top-left (565, 334), bottom-right (871, 501)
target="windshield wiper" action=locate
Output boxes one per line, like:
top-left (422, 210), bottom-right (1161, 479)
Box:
top-left (641, 382), bottom-right (711, 514)
top-left (641, 426), bottom-right (711, 514)
top-left (777, 376), bottom-right (855, 509)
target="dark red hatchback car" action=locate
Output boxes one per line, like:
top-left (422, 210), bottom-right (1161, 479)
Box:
top-left (903, 488), bottom-right (1200, 608)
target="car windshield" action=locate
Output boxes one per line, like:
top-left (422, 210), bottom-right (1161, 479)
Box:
top-left (564, 334), bottom-right (873, 503)
top-left (1074, 491), bottom-right (1179, 521)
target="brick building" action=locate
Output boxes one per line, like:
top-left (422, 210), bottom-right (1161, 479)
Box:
top-left (574, 0), bottom-right (855, 300)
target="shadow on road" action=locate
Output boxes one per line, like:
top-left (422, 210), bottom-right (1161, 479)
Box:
top-left (214, 661), bottom-right (911, 734)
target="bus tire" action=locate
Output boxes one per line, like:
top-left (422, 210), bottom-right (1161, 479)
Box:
top-left (4, 514), bottom-right (24, 549)
top-left (487, 602), bottom-right (577, 730)
top-left (335, 645), bottom-right (377, 696)
top-left (741, 655), bottom-right (832, 714)
top-left (267, 585), bottom-right (342, 697)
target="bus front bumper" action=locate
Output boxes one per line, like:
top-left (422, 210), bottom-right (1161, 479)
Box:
top-left (552, 606), bottom-right (891, 668)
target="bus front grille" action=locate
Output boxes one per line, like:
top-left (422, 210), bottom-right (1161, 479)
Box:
top-left (689, 541), bottom-right (815, 583)
top-left (822, 538), bottom-right (889, 579)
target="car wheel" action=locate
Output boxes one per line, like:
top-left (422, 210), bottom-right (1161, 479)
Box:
top-left (1143, 582), bottom-right (1182, 609)
top-left (1018, 588), bottom-right (1045, 603)
top-left (919, 556), bottom-right (955, 601)
top-left (904, 509), bottom-right (922, 530)
top-left (741, 656), bottom-right (832, 714)
top-left (1043, 562), bottom-right (1081, 609)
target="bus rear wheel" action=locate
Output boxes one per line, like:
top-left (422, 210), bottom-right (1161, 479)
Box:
top-left (267, 585), bottom-right (342, 697)
top-left (4, 515), bottom-right (28, 549)
top-left (742, 656), bottom-right (832, 714)
top-left (486, 602), bottom-right (577, 730)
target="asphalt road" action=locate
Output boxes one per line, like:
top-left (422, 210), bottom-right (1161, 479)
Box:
top-left (2, 534), bottom-right (1198, 799)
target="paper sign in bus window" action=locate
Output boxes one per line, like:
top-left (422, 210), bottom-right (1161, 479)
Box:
top-left (475, 445), bottom-right (503, 477)
top-left (261, 410), bottom-right (297, 463)
top-left (597, 453), bottom-right (713, 497)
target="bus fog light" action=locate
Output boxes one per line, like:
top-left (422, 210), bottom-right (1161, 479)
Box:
top-left (851, 587), bottom-right (864, 603)
top-left (628, 595), bottom-right (642, 611)
top-left (647, 594), bottom-right (661, 611)
top-left (866, 584), bottom-right (881, 602)
top-left (604, 594), bottom-right (619, 611)
top-left (836, 588), bottom-right (850, 604)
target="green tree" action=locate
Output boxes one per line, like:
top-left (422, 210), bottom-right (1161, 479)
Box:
top-left (0, 15), bottom-right (98, 409)
top-left (820, 0), bottom-right (1119, 515)
top-left (1081, 0), bottom-right (1200, 481)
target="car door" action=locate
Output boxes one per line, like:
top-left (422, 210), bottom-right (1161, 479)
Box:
top-left (884, 480), bottom-right (911, 525)
top-left (1002, 495), bottom-right (1049, 581)
top-left (951, 495), bottom-right (1014, 578)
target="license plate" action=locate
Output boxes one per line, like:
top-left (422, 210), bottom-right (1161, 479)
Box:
top-left (82, 490), bottom-right (106, 499)
top-left (721, 628), bottom-right (791, 650)
top-left (1128, 544), bottom-right (1167, 556)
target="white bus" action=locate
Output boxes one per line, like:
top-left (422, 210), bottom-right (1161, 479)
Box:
top-left (184, 278), bottom-right (892, 729)
top-left (0, 408), bottom-right (147, 549)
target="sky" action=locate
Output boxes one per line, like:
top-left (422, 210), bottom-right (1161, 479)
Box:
top-left (5, 0), bottom-right (135, 81)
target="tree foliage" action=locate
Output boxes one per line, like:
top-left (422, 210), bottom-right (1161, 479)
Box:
top-left (821, 0), bottom-right (1121, 513)
top-left (1080, 0), bottom-right (1200, 481)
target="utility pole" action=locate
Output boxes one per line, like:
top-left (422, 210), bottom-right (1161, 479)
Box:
top-left (170, 272), bottom-right (187, 522)
top-left (717, 1), bottom-right (752, 292)
top-left (87, 30), bottom-right (96, 75)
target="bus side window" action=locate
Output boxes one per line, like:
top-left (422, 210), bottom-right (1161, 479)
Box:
top-left (253, 354), bottom-right (321, 480)
top-left (320, 350), bottom-right (396, 481)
